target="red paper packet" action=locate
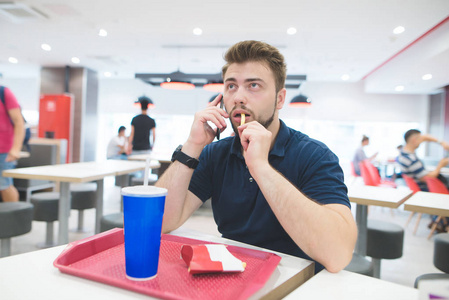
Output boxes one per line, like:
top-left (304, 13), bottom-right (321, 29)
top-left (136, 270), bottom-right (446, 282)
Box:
top-left (181, 244), bottom-right (246, 275)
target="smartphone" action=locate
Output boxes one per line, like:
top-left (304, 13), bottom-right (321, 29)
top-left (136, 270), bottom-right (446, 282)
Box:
top-left (216, 96), bottom-right (224, 140)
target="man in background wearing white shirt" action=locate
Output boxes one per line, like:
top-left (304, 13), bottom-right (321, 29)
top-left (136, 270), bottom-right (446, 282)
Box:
top-left (107, 126), bottom-right (127, 160)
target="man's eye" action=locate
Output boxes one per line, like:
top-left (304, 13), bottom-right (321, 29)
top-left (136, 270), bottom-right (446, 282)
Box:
top-left (250, 83), bottom-right (259, 88)
top-left (228, 84), bottom-right (235, 89)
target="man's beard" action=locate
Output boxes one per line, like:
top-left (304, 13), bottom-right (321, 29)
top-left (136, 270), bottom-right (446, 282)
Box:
top-left (230, 97), bottom-right (277, 138)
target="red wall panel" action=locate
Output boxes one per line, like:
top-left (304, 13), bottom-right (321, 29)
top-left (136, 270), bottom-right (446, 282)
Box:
top-left (38, 94), bottom-right (73, 163)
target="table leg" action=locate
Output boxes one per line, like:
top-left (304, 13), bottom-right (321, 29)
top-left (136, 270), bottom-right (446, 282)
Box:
top-left (355, 204), bottom-right (368, 256)
top-left (58, 182), bottom-right (70, 245)
top-left (119, 174), bottom-right (129, 211)
top-left (95, 179), bottom-right (104, 234)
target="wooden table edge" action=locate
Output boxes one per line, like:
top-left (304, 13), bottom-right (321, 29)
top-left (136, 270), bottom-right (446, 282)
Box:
top-left (404, 204), bottom-right (449, 217)
top-left (2, 170), bottom-right (111, 183)
top-left (349, 191), bottom-right (413, 208)
top-left (260, 262), bottom-right (315, 300)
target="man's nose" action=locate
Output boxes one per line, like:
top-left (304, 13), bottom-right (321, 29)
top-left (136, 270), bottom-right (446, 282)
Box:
top-left (233, 88), bottom-right (247, 106)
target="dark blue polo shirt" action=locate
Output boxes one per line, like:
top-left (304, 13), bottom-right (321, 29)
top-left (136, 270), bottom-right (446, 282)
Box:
top-left (189, 120), bottom-right (350, 272)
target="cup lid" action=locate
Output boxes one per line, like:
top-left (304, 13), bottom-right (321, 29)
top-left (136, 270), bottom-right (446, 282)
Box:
top-left (121, 185), bottom-right (168, 197)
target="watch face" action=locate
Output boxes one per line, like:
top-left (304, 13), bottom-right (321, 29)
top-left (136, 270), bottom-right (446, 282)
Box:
top-left (172, 145), bottom-right (182, 162)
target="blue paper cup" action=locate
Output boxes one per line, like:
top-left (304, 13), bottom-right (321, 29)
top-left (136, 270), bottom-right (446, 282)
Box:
top-left (121, 185), bottom-right (167, 281)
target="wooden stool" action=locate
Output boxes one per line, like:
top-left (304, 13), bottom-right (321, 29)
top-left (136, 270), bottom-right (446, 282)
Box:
top-left (0, 202), bottom-right (34, 257)
top-left (30, 192), bottom-right (59, 248)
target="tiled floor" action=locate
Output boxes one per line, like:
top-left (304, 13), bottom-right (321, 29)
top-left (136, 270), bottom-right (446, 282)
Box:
top-left (5, 176), bottom-right (442, 288)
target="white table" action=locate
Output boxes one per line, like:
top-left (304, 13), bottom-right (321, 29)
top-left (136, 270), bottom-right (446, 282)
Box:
top-left (404, 191), bottom-right (449, 217)
top-left (348, 185), bottom-right (413, 255)
top-left (2, 160), bottom-right (159, 244)
top-left (0, 228), bottom-right (314, 300)
top-left (284, 270), bottom-right (418, 299)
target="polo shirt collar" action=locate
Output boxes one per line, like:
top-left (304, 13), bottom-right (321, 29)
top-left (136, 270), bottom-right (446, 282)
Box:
top-left (230, 119), bottom-right (290, 159)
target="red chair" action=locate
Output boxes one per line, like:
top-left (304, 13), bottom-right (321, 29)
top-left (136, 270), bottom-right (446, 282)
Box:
top-left (402, 174), bottom-right (423, 234)
top-left (359, 161), bottom-right (376, 186)
top-left (426, 177), bottom-right (449, 194)
top-left (350, 162), bottom-right (360, 177)
top-left (364, 160), bottom-right (397, 188)
top-left (425, 177), bottom-right (449, 239)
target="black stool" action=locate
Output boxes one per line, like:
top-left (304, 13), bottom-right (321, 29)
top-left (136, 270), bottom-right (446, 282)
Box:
top-left (344, 253), bottom-right (374, 276)
top-left (366, 220), bottom-right (404, 278)
top-left (100, 212), bottom-right (123, 232)
top-left (30, 192), bottom-right (59, 248)
top-left (415, 233), bottom-right (449, 287)
top-left (115, 174), bottom-right (130, 187)
top-left (130, 175), bottom-right (158, 186)
top-left (0, 202), bottom-right (34, 257)
top-left (70, 183), bottom-right (97, 232)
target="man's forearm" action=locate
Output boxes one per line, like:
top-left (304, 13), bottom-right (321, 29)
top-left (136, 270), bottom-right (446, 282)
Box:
top-left (156, 160), bottom-right (197, 233)
top-left (251, 163), bottom-right (357, 272)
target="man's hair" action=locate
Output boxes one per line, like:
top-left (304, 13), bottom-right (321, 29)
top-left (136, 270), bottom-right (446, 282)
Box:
top-left (362, 135), bottom-right (369, 143)
top-left (222, 40), bottom-right (287, 93)
top-left (404, 129), bottom-right (421, 143)
top-left (118, 126), bottom-right (126, 134)
top-left (138, 96), bottom-right (150, 110)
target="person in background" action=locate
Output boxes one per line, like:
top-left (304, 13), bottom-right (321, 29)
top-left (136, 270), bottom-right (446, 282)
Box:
top-left (397, 129), bottom-right (449, 190)
top-left (127, 96), bottom-right (156, 155)
top-left (107, 126), bottom-right (128, 160)
top-left (352, 135), bottom-right (378, 176)
top-left (0, 86), bottom-right (25, 202)
top-left (156, 40), bottom-right (356, 273)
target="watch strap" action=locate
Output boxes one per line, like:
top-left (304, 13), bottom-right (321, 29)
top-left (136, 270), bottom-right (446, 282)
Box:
top-left (171, 145), bottom-right (199, 169)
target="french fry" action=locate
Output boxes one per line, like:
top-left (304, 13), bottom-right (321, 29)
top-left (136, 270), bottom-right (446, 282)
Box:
top-left (241, 113), bottom-right (245, 125)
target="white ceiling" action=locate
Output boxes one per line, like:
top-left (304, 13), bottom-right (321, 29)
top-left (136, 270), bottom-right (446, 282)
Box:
top-left (0, 0), bottom-right (448, 94)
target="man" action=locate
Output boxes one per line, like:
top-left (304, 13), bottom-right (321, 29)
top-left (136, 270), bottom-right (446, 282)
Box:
top-left (352, 135), bottom-right (377, 176)
top-left (156, 41), bottom-right (356, 273)
top-left (107, 126), bottom-right (128, 159)
top-left (127, 96), bottom-right (156, 155)
top-left (397, 129), bottom-right (449, 190)
top-left (0, 86), bottom-right (25, 202)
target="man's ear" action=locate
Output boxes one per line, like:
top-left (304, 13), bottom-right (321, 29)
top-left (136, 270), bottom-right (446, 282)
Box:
top-left (276, 88), bottom-right (287, 110)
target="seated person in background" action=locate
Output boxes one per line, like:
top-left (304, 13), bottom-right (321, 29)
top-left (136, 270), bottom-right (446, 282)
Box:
top-left (397, 129), bottom-right (449, 190)
top-left (352, 135), bottom-right (378, 176)
top-left (107, 126), bottom-right (128, 160)
top-left (156, 40), bottom-right (357, 273)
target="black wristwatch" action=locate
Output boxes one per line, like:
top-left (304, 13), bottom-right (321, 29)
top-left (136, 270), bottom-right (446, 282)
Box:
top-left (171, 145), bottom-right (199, 169)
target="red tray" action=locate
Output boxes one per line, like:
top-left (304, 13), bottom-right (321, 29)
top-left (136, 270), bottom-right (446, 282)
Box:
top-left (54, 228), bottom-right (281, 300)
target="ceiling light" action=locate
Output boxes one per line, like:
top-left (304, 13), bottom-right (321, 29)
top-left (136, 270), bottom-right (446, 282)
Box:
top-left (99, 29), bottom-right (108, 37)
top-left (104, 71), bottom-right (112, 77)
top-left (203, 83), bottom-right (224, 93)
top-left (160, 81), bottom-right (195, 90)
top-left (287, 27), bottom-right (297, 35)
top-left (193, 27), bottom-right (202, 36)
top-left (41, 43), bottom-right (51, 51)
top-left (393, 26), bottom-right (405, 34)
top-left (289, 94), bottom-right (311, 107)
top-left (136, 71), bottom-right (306, 89)
top-left (71, 57), bottom-right (80, 64)
top-left (395, 85), bottom-right (404, 92)
top-left (422, 74), bottom-right (432, 80)
top-left (341, 74), bottom-right (350, 81)
top-left (8, 57), bottom-right (18, 64)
